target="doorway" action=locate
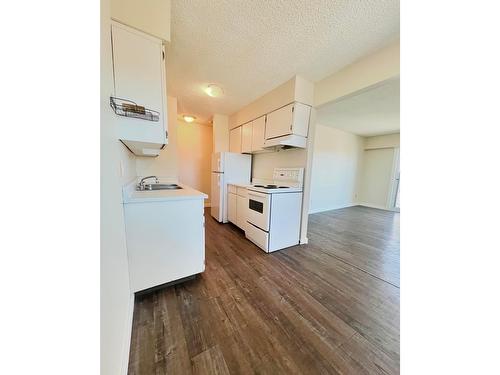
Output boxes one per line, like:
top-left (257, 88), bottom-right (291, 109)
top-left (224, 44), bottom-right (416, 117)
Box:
top-left (389, 148), bottom-right (400, 211)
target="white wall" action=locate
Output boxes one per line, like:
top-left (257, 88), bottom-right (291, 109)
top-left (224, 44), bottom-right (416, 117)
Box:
top-left (365, 132), bottom-right (400, 149)
top-left (359, 148), bottom-right (397, 209)
top-left (314, 40), bottom-right (400, 107)
top-left (177, 121), bottom-right (213, 205)
top-left (101, 0), bottom-right (133, 373)
top-left (252, 149), bottom-right (307, 180)
top-left (111, 0), bottom-right (171, 41)
top-left (135, 97), bottom-right (179, 178)
top-left (309, 125), bottom-right (364, 213)
top-left (119, 142), bottom-right (137, 185)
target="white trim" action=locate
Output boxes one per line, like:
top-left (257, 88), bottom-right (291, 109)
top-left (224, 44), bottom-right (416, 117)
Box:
top-left (357, 203), bottom-right (399, 212)
top-left (120, 293), bottom-right (135, 375)
top-left (299, 236), bottom-right (308, 244)
top-left (308, 203), bottom-right (357, 214)
top-left (387, 147), bottom-right (400, 209)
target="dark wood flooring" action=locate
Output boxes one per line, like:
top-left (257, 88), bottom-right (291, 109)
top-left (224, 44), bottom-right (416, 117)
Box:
top-left (128, 206), bottom-right (400, 374)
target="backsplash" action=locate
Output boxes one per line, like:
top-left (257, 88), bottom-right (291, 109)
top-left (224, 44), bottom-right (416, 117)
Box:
top-left (252, 148), bottom-right (307, 180)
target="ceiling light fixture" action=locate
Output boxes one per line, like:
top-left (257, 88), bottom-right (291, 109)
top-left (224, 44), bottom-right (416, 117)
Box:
top-left (183, 115), bottom-right (196, 123)
top-left (204, 84), bottom-right (224, 98)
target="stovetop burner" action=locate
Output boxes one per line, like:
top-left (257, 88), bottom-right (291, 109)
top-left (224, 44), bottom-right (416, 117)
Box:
top-left (253, 184), bottom-right (290, 189)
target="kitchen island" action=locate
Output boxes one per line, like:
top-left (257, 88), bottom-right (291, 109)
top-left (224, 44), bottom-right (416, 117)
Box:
top-left (122, 180), bottom-right (208, 293)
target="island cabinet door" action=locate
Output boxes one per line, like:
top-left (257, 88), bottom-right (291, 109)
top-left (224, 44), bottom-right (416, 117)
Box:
top-left (124, 199), bottom-right (205, 293)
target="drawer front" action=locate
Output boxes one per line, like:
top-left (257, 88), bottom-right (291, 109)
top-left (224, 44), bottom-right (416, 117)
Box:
top-left (237, 187), bottom-right (248, 198)
top-left (228, 184), bottom-right (237, 194)
top-left (245, 223), bottom-right (269, 252)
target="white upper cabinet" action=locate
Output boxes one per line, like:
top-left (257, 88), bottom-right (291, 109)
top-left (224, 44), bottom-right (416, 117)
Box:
top-left (111, 21), bottom-right (167, 156)
top-left (251, 116), bottom-right (266, 152)
top-left (265, 102), bottom-right (311, 140)
top-left (229, 126), bottom-right (242, 153)
top-left (241, 122), bottom-right (253, 153)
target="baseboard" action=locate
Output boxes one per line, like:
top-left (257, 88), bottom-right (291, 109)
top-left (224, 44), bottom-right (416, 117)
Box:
top-left (204, 202), bottom-right (211, 208)
top-left (309, 203), bottom-right (357, 214)
top-left (357, 203), bottom-right (398, 212)
top-left (121, 293), bottom-right (135, 375)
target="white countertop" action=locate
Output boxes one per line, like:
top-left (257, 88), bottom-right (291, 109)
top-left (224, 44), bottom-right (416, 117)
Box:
top-left (122, 179), bottom-right (208, 204)
top-left (229, 180), bottom-right (303, 194)
top-left (247, 186), bottom-right (303, 194)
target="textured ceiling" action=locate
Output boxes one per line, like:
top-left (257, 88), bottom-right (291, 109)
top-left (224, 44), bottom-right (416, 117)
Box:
top-left (317, 78), bottom-right (400, 136)
top-left (167, 0), bottom-right (400, 124)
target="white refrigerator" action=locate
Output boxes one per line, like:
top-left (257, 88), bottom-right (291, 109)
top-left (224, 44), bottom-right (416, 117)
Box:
top-left (211, 152), bottom-right (251, 222)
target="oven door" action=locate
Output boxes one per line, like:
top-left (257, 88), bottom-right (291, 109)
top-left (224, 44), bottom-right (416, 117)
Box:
top-left (247, 190), bottom-right (270, 231)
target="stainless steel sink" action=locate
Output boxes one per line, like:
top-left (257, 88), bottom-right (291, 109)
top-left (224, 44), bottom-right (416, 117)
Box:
top-left (137, 184), bottom-right (183, 191)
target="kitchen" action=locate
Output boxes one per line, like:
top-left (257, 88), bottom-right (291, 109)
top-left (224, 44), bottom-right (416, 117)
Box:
top-left (4, 0), bottom-right (496, 374)
top-left (104, 0), bottom-right (400, 374)
top-left (111, 12), bottom-right (316, 293)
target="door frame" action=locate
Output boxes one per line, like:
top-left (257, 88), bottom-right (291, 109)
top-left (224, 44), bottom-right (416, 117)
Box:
top-left (387, 147), bottom-right (400, 212)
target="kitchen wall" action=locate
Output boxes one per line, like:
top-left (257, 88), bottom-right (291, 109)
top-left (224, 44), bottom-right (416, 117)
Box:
top-left (177, 121), bottom-right (213, 206)
top-left (252, 149), bottom-right (307, 181)
top-left (309, 125), bottom-right (364, 213)
top-left (135, 97), bottom-right (179, 178)
top-left (111, 0), bottom-right (171, 41)
top-left (101, 0), bottom-right (133, 373)
top-left (119, 142), bottom-right (137, 185)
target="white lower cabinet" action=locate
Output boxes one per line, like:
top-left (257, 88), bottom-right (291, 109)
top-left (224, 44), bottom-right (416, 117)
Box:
top-left (227, 185), bottom-right (248, 231)
top-left (227, 192), bottom-right (237, 224)
top-left (236, 194), bottom-right (248, 230)
top-left (124, 198), bottom-right (205, 292)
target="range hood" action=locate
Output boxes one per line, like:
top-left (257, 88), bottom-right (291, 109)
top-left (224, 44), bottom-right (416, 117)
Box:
top-left (263, 134), bottom-right (307, 149)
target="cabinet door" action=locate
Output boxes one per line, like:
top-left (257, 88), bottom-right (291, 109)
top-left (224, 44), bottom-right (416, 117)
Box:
top-left (229, 126), bottom-right (242, 153)
top-left (291, 102), bottom-right (311, 137)
top-left (111, 22), bottom-right (166, 145)
top-left (265, 103), bottom-right (294, 140)
top-left (241, 122), bottom-right (253, 153)
top-left (251, 116), bottom-right (266, 152)
top-left (227, 193), bottom-right (237, 224)
top-left (236, 195), bottom-right (248, 230)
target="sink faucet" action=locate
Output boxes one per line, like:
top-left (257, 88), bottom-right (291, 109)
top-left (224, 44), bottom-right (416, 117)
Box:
top-left (138, 176), bottom-right (159, 190)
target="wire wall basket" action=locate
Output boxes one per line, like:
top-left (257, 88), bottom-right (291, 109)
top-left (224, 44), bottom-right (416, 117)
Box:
top-left (110, 97), bottom-right (160, 122)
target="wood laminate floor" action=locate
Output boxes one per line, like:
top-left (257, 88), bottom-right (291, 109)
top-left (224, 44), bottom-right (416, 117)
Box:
top-left (128, 206), bottom-right (400, 374)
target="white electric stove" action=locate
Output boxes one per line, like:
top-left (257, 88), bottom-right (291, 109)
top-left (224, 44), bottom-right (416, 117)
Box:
top-left (245, 168), bottom-right (304, 253)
